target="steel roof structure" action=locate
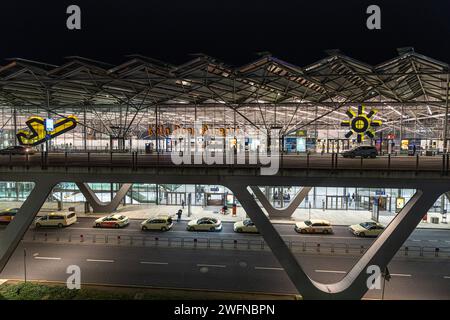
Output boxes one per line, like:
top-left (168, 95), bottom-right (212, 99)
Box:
top-left (0, 47), bottom-right (449, 140)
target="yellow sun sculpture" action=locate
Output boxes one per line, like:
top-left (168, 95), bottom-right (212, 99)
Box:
top-left (341, 105), bottom-right (382, 143)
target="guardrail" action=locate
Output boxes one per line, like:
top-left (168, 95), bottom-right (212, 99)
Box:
top-left (1, 152), bottom-right (450, 175)
top-left (25, 232), bottom-right (450, 258)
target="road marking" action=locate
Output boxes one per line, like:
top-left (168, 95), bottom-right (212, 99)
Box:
top-left (140, 261), bottom-right (169, 265)
top-left (315, 269), bottom-right (346, 274)
top-left (391, 273), bottom-right (412, 277)
top-left (254, 266), bottom-right (284, 271)
top-left (33, 253), bottom-right (39, 257)
top-left (197, 264), bottom-right (226, 268)
top-left (86, 259), bottom-right (114, 263)
top-left (428, 240), bottom-right (438, 242)
top-left (411, 239), bottom-right (421, 242)
top-left (443, 276), bottom-right (450, 279)
top-left (445, 241), bottom-right (450, 243)
top-left (34, 256), bottom-right (61, 260)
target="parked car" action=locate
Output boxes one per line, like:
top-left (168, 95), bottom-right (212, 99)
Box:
top-left (294, 219), bottom-right (333, 234)
top-left (233, 219), bottom-right (258, 233)
top-left (187, 217), bottom-right (222, 231)
top-left (0, 208), bottom-right (20, 223)
top-left (93, 214), bottom-right (129, 228)
top-left (141, 215), bottom-right (173, 231)
top-left (349, 221), bottom-right (385, 237)
top-left (0, 145), bottom-right (37, 155)
top-left (35, 211), bottom-right (77, 228)
top-left (342, 146), bottom-right (378, 158)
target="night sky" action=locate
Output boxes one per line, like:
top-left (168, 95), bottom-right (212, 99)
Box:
top-left (1, 0), bottom-right (449, 66)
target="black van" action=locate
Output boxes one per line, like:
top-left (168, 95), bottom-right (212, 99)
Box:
top-left (342, 146), bottom-right (378, 158)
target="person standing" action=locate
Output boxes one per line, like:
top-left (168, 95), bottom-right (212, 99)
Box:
top-left (177, 209), bottom-right (182, 222)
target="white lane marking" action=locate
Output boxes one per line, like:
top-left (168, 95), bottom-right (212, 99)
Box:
top-left (443, 276), bottom-right (450, 279)
top-left (411, 239), bottom-right (421, 242)
top-left (254, 266), bottom-right (284, 271)
top-left (315, 269), bottom-right (346, 274)
top-left (86, 259), bottom-right (114, 263)
top-left (428, 240), bottom-right (438, 242)
top-left (34, 256), bottom-right (61, 260)
top-left (390, 273), bottom-right (412, 277)
top-left (33, 253), bottom-right (39, 257)
top-left (140, 261), bottom-right (169, 265)
top-left (196, 264), bottom-right (226, 268)
top-left (445, 241), bottom-right (450, 243)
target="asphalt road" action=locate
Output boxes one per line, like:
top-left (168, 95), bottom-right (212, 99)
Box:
top-left (0, 153), bottom-right (447, 172)
top-left (0, 241), bottom-right (449, 300)
top-left (13, 217), bottom-right (450, 248)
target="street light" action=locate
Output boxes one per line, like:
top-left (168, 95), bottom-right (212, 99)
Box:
top-left (381, 266), bottom-right (391, 300)
top-left (308, 202), bottom-right (312, 220)
top-left (23, 248), bottom-right (27, 283)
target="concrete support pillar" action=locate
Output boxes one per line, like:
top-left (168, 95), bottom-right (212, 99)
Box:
top-left (229, 183), bottom-right (441, 299)
top-left (76, 183), bottom-right (132, 213)
top-left (250, 186), bottom-right (312, 218)
top-left (0, 181), bottom-right (56, 272)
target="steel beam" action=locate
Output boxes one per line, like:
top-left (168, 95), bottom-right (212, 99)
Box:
top-left (0, 180), bottom-right (55, 272)
top-left (76, 183), bottom-right (132, 213)
top-left (228, 183), bottom-right (441, 299)
top-left (250, 186), bottom-right (312, 218)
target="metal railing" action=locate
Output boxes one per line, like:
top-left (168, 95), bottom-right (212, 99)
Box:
top-left (25, 232), bottom-right (450, 258)
top-left (1, 152), bottom-right (449, 175)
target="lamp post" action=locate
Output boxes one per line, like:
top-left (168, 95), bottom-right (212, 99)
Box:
top-left (308, 202), bottom-right (312, 220)
top-left (381, 266), bottom-right (391, 300)
top-left (23, 248), bottom-right (27, 283)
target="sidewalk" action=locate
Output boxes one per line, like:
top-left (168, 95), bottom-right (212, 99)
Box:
top-left (1, 201), bottom-right (449, 229)
top-left (79, 202), bottom-right (450, 229)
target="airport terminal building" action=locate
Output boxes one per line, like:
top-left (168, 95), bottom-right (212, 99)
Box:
top-left (0, 48), bottom-right (449, 226)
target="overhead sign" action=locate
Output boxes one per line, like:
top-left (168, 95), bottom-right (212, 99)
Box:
top-left (17, 115), bottom-right (78, 146)
top-left (45, 118), bottom-right (54, 131)
top-left (341, 105), bottom-right (382, 143)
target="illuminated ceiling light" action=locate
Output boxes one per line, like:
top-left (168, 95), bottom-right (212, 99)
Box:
top-left (175, 80), bottom-right (191, 87)
top-left (387, 105), bottom-right (407, 118)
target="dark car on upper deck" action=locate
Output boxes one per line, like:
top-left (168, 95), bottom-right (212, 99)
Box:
top-left (341, 146), bottom-right (378, 158)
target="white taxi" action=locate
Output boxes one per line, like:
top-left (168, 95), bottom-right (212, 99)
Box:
top-left (294, 219), bottom-right (333, 234)
top-left (187, 217), bottom-right (222, 232)
top-left (141, 215), bottom-right (173, 231)
top-left (233, 219), bottom-right (258, 233)
top-left (349, 222), bottom-right (385, 237)
top-left (94, 214), bottom-right (129, 228)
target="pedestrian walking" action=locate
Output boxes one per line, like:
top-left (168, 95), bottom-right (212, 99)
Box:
top-left (177, 209), bottom-right (182, 222)
top-left (181, 199), bottom-right (185, 209)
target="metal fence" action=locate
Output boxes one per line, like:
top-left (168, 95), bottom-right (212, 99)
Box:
top-left (25, 232), bottom-right (450, 258)
top-left (1, 152), bottom-right (450, 175)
